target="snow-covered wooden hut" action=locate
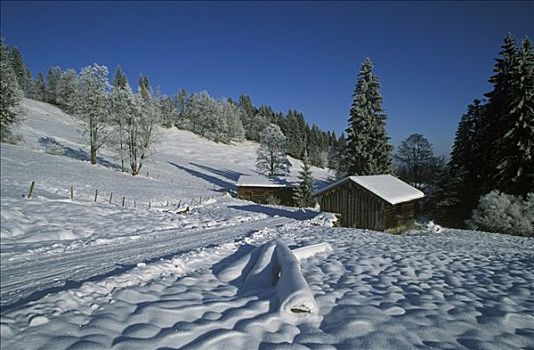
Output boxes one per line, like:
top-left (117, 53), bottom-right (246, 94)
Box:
top-left (314, 175), bottom-right (424, 233)
top-left (237, 175), bottom-right (296, 206)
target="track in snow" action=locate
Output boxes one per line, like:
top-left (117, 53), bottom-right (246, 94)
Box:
top-left (0, 216), bottom-right (293, 313)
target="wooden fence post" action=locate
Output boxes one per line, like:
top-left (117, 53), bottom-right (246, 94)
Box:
top-left (109, 192), bottom-right (113, 204)
top-left (122, 196), bottom-right (125, 207)
top-left (94, 189), bottom-right (98, 202)
top-left (27, 181), bottom-right (35, 199)
top-left (70, 186), bottom-right (73, 200)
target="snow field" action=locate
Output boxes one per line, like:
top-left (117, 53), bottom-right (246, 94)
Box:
top-left (2, 223), bottom-right (533, 349)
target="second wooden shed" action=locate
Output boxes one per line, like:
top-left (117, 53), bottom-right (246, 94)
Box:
top-left (237, 175), bottom-right (296, 206)
top-left (314, 174), bottom-right (424, 233)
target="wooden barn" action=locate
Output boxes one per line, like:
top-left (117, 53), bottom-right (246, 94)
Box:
top-left (314, 175), bottom-right (424, 233)
top-left (237, 175), bottom-right (296, 206)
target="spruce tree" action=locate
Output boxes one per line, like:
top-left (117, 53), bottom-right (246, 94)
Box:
top-left (345, 58), bottom-right (392, 175)
top-left (479, 34), bottom-right (534, 195)
top-left (494, 37), bottom-right (534, 194)
top-left (431, 100), bottom-right (485, 227)
top-left (8, 46), bottom-right (32, 97)
top-left (238, 95), bottom-right (256, 140)
top-left (293, 150), bottom-right (315, 208)
top-left (0, 40), bottom-right (24, 141)
top-left (56, 69), bottom-right (77, 113)
top-left (46, 66), bottom-right (62, 104)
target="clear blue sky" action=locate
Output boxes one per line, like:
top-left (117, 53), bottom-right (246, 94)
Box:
top-left (1, 1), bottom-right (533, 156)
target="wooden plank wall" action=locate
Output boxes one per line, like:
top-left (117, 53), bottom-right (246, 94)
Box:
top-left (238, 186), bottom-right (295, 206)
top-left (319, 181), bottom-right (386, 231)
top-left (318, 181), bottom-right (418, 232)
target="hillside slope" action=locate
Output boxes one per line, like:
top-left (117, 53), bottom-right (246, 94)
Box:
top-left (14, 98), bottom-right (331, 191)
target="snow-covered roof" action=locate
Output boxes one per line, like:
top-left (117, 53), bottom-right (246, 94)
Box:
top-left (237, 175), bottom-right (296, 188)
top-left (314, 174), bottom-right (424, 205)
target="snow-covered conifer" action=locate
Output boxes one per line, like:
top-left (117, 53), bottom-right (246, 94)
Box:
top-left (0, 41), bottom-right (24, 141)
top-left (344, 58), bottom-right (392, 175)
top-left (56, 69), bottom-right (78, 113)
top-left (8, 46), bottom-right (33, 97)
top-left (46, 66), bottom-right (62, 104)
top-left (293, 150), bottom-right (315, 208)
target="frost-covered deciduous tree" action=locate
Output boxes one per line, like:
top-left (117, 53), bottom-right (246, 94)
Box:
top-left (467, 191), bottom-right (533, 236)
top-left (56, 69), bottom-right (78, 113)
top-left (126, 76), bottom-right (160, 175)
top-left (344, 58), bottom-right (392, 175)
top-left (256, 124), bottom-right (291, 177)
top-left (395, 134), bottom-right (435, 188)
top-left (109, 67), bottom-right (135, 172)
top-left (182, 91), bottom-right (245, 143)
top-left (1, 40), bottom-right (24, 142)
top-left (73, 64), bottom-right (111, 165)
top-left (34, 72), bottom-right (47, 101)
top-left (216, 99), bottom-right (245, 143)
top-left (293, 150), bottom-right (315, 208)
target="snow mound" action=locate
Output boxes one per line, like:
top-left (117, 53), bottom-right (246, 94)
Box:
top-left (217, 239), bottom-right (321, 314)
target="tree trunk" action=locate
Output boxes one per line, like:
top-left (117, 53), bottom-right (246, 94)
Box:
top-left (90, 119), bottom-right (97, 165)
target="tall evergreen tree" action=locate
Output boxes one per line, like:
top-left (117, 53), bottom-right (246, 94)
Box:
top-left (256, 124), bottom-right (291, 177)
top-left (0, 40), bottom-right (24, 141)
top-left (56, 69), bottom-right (78, 113)
top-left (238, 95), bottom-right (256, 140)
top-left (492, 37), bottom-right (534, 194)
top-left (159, 95), bottom-right (178, 128)
top-left (46, 66), bottom-right (62, 104)
top-left (344, 58), bottom-right (392, 175)
top-left (8, 46), bottom-right (33, 97)
top-left (293, 150), bottom-right (315, 208)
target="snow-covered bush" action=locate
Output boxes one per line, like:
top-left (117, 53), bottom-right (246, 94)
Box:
top-left (46, 143), bottom-right (64, 156)
top-left (467, 191), bottom-right (534, 236)
top-left (265, 194), bottom-right (280, 205)
top-left (181, 91), bottom-right (245, 144)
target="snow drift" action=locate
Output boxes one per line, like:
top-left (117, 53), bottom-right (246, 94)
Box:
top-left (217, 239), bottom-right (327, 314)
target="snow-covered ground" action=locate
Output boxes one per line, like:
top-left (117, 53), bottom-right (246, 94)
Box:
top-left (1, 99), bottom-right (533, 349)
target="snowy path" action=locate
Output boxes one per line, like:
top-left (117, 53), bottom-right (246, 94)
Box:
top-left (1, 216), bottom-right (293, 311)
